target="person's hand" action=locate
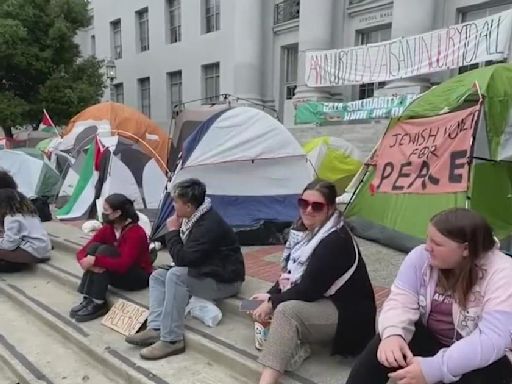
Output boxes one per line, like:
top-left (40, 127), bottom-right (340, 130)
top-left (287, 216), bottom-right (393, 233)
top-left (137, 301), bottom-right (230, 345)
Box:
top-left (166, 214), bottom-right (182, 231)
top-left (388, 357), bottom-right (427, 384)
top-left (252, 301), bottom-right (273, 323)
top-left (250, 293), bottom-right (270, 301)
top-left (377, 335), bottom-right (413, 368)
top-left (79, 255), bottom-right (96, 271)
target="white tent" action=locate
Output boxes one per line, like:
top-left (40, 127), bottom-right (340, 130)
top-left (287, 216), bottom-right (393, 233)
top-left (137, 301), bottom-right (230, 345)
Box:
top-left (152, 107), bottom-right (314, 240)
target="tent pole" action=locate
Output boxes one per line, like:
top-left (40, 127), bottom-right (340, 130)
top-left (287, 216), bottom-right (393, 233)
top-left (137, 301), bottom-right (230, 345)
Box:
top-left (342, 164), bottom-right (371, 215)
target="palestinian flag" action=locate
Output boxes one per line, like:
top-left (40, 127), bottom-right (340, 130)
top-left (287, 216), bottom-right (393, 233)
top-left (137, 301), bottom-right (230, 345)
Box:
top-left (39, 109), bottom-right (59, 134)
top-left (56, 141), bottom-right (99, 220)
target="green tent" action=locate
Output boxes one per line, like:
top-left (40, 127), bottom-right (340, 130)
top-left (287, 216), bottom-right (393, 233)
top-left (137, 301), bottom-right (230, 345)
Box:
top-left (345, 64), bottom-right (512, 253)
top-left (0, 148), bottom-right (61, 199)
top-left (303, 136), bottom-right (363, 195)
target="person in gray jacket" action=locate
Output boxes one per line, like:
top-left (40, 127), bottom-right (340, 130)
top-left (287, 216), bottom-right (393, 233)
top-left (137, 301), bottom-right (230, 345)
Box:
top-left (0, 189), bottom-right (51, 272)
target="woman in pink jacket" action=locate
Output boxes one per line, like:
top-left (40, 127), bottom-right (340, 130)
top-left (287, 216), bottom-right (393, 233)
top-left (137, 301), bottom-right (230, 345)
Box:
top-left (346, 208), bottom-right (512, 384)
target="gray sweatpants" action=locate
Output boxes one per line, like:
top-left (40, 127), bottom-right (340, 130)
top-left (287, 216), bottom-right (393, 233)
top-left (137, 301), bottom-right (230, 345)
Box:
top-left (147, 267), bottom-right (241, 342)
top-left (258, 299), bottom-right (338, 372)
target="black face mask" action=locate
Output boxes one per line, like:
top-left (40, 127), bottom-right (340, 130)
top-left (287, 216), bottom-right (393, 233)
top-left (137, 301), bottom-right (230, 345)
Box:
top-left (102, 213), bottom-right (116, 224)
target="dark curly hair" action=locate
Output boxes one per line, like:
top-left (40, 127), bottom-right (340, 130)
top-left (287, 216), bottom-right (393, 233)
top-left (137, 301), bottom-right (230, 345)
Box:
top-left (0, 169), bottom-right (17, 190)
top-left (0, 189), bottom-right (37, 224)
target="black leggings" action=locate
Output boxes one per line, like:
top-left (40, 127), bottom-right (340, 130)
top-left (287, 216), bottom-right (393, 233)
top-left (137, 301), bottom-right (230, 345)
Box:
top-left (345, 322), bottom-right (512, 384)
top-left (78, 243), bottom-right (150, 300)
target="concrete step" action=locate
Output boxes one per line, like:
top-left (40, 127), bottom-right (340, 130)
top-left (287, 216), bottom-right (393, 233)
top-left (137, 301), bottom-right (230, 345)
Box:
top-left (41, 242), bottom-right (351, 383)
top-left (0, 271), bottom-right (255, 384)
top-left (44, 248), bottom-right (352, 383)
top-left (0, 282), bottom-right (132, 384)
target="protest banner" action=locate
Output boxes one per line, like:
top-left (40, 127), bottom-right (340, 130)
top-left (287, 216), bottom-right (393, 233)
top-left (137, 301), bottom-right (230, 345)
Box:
top-left (306, 9), bottom-right (512, 87)
top-left (295, 94), bottom-right (418, 125)
top-left (101, 299), bottom-right (149, 336)
top-left (370, 105), bottom-right (481, 194)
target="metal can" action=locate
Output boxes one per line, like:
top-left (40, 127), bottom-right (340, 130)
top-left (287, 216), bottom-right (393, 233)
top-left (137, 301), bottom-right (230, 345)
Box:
top-left (254, 320), bottom-right (271, 350)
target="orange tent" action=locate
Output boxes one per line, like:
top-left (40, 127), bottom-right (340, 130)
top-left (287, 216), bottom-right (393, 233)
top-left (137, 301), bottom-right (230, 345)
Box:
top-left (62, 102), bottom-right (169, 171)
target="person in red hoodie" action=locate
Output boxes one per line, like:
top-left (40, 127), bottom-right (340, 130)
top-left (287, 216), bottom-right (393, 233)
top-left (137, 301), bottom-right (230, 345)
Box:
top-left (70, 193), bottom-right (153, 322)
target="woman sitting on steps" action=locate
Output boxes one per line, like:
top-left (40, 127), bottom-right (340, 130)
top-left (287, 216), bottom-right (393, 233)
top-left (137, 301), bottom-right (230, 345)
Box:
top-left (70, 193), bottom-right (153, 322)
top-left (0, 189), bottom-right (51, 272)
top-left (251, 180), bottom-right (377, 384)
top-left (345, 208), bottom-right (512, 384)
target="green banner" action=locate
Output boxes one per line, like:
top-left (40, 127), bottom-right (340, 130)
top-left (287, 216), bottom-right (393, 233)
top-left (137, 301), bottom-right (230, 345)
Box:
top-left (295, 94), bottom-right (419, 125)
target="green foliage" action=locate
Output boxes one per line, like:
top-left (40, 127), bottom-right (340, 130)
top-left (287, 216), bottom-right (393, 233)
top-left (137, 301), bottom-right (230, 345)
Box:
top-left (0, 0), bottom-right (105, 135)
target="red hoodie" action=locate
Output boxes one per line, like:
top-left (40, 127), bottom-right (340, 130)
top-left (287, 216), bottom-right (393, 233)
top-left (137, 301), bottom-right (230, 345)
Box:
top-left (76, 224), bottom-right (153, 275)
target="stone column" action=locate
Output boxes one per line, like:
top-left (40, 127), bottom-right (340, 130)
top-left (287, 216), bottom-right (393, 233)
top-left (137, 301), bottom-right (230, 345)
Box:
top-left (380, 0), bottom-right (436, 96)
top-left (232, 0), bottom-right (264, 103)
top-left (293, 0), bottom-right (335, 101)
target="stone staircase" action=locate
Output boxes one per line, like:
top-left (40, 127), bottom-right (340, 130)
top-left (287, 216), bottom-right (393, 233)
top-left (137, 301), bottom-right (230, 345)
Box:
top-left (0, 221), bottom-right (403, 383)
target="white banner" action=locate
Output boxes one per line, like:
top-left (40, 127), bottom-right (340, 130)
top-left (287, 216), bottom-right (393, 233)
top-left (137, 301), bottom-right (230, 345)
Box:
top-left (306, 9), bottom-right (512, 87)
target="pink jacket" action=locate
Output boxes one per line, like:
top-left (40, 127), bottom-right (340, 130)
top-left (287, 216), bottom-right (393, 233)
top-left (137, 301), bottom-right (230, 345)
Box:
top-left (379, 245), bottom-right (512, 383)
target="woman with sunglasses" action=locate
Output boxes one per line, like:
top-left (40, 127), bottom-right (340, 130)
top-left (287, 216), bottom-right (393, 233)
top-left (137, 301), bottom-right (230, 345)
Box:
top-left (251, 180), bottom-right (377, 384)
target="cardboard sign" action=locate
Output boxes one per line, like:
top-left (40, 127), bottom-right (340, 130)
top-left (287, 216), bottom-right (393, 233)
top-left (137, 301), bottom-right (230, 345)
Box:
top-left (370, 105), bottom-right (480, 194)
top-left (101, 299), bottom-right (149, 336)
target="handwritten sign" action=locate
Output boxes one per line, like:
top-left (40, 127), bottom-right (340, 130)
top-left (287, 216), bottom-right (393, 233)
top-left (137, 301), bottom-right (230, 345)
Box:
top-left (370, 105), bottom-right (480, 194)
top-left (101, 299), bottom-right (149, 336)
top-left (306, 9), bottom-right (512, 86)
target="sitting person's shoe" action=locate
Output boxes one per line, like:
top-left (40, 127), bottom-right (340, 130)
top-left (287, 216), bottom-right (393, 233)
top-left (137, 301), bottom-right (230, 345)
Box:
top-left (73, 300), bottom-right (109, 323)
top-left (125, 329), bottom-right (160, 347)
top-left (69, 297), bottom-right (92, 318)
top-left (286, 342), bottom-right (311, 372)
top-left (140, 340), bottom-right (185, 360)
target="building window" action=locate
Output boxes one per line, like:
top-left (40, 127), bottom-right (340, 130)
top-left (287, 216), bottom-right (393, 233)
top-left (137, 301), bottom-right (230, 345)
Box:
top-left (283, 45), bottom-right (298, 100)
top-left (202, 63), bottom-right (220, 103)
top-left (168, 70), bottom-right (183, 112)
top-left (274, 0), bottom-right (300, 25)
top-left (111, 19), bottom-right (122, 59)
top-left (90, 35), bottom-right (96, 56)
top-left (138, 77), bottom-right (151, 116)
top-left (204, 0), bottom-right (220, 34)
top-left (137, 8), bottom-right (150, 52)
top-left (112, 83), bottom-right (124, 104)
top-left (357, 26), bottom-right (391, 99)
top-left (168, 0), bottom-right (182, 43)
top-left (458, 4), bottom-right (512, 74)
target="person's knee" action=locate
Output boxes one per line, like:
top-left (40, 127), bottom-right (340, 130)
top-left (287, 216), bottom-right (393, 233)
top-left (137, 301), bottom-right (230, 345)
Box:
top-left (86, 242), bottom-right (102, 255)
top-left (150, 268), bottom-right (168, 284)
top-left (273, 300), bottom-right (302, 323)
top-left (96, 244), bottom-right (119, 257)
top-left (165, 266), bottom-right (188, 285)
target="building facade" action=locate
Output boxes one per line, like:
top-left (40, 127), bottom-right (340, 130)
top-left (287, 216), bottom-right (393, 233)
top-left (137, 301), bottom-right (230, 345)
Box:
top-left (77, 0), bottom-right (512, 133)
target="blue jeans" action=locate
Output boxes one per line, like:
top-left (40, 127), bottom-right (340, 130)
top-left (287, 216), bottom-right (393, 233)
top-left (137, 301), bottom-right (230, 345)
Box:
top-left (147, 267), bottom-right (241, 342)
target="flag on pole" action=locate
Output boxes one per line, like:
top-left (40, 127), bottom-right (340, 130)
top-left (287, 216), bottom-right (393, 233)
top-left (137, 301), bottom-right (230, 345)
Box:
top-left (94, 136), bottom-right (106, 171)
top-left (39, 109), bottom-right (58, 134)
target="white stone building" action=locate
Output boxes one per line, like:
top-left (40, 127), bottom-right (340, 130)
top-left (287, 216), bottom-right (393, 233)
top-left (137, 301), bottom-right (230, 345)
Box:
top-left (77, 0), bottom-right (512, 134)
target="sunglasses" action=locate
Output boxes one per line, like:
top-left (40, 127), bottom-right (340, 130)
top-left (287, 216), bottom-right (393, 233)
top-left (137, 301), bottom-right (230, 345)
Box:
top-left (297, 198), bottom-right (326, 212)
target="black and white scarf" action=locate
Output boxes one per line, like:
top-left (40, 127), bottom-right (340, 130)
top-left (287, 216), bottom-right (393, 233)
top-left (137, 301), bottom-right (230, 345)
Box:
top-left (179, 197), bottom-right (212, 242)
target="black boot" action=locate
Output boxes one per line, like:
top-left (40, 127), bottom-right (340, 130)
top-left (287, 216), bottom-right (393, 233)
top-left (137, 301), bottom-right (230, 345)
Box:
top-left (74, 300), bottom-right (109, 323)
top-left (69, 297), bottom-right (93, 318)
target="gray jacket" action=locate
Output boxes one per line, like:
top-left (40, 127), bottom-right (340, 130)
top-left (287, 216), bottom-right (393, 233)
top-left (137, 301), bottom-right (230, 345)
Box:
top-left (0, 215), bottom-right (51, 260)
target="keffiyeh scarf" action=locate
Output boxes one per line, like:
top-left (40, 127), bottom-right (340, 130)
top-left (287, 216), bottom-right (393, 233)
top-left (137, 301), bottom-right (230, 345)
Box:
top-left (179, 197), bottom-right (212, 242)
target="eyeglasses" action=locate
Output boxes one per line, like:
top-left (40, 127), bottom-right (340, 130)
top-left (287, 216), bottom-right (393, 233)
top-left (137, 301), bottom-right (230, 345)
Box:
top-left (297, 198), bottom-right (326, 212)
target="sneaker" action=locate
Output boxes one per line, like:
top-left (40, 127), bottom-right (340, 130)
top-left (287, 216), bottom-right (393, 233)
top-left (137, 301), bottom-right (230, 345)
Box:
top-left (73, 300), bottom-right (109, 323)
top-left (140, 340), bottom-right (186, 360)
top-left (69, 297), bottom-right (92, 318)
top-left (125, 329), bottom-right (160, 347)
top-left (286, 342), bottom-right (311, 372)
